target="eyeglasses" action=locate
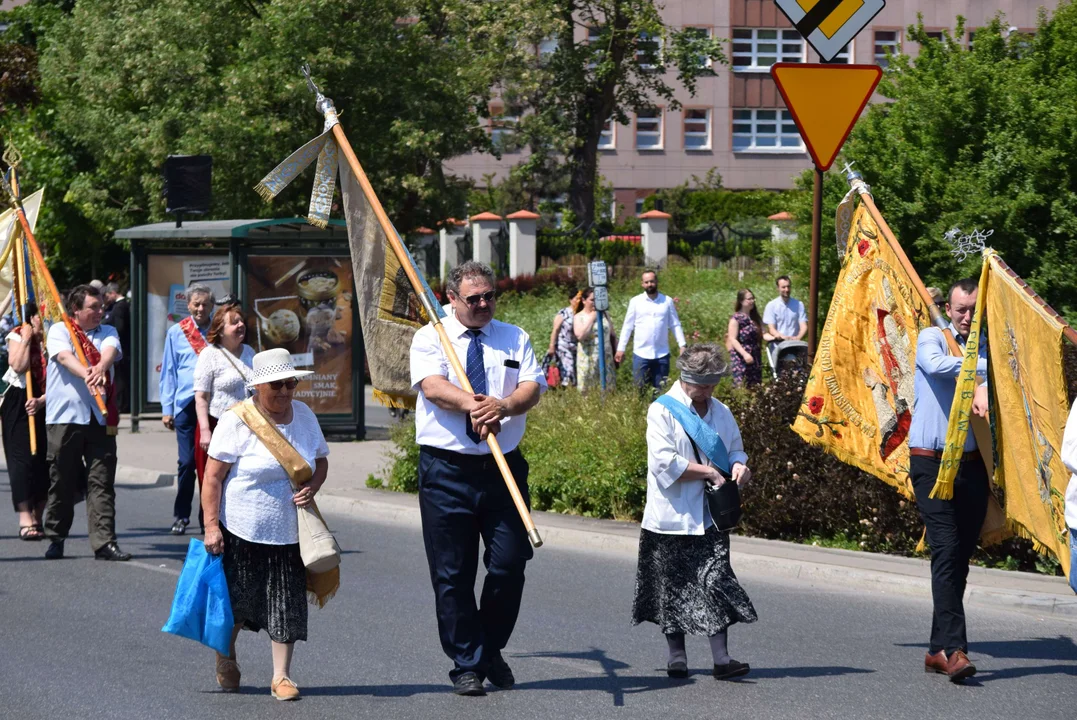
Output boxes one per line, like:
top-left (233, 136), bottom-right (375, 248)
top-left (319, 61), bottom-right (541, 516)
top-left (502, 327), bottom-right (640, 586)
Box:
top-left (268, 378), bottom-right (300, 390)
top-left (460, 290), bottom-right (496, 307)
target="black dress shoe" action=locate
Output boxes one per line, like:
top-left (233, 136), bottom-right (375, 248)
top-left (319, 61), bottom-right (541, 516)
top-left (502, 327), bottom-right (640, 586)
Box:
top-left (170, 518), bottom-right (189, 535)
top-left (487, 653), bottom-right (515, 689)
top-left (666, 660), bottom-right (688, 678)
top-left (94, 542), bottom-right (132, 561)
top-left (451, 672), bottom-right (486, 696)
top-left (713, 660), bottom-right (751, 680)
top-left (45, 540), bottom-right (64, 560)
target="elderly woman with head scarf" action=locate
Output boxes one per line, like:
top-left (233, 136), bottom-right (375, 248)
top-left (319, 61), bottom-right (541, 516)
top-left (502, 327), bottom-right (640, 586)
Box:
top-left (632, 343), bottom-right (757, 680)
top-left (201, 349), bottom-right (331, 701)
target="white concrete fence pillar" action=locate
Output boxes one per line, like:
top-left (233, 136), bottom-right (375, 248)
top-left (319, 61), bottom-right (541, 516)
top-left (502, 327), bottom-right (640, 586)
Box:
top-left (506, 210), bottom-right (538, 278)
top-left (639, 210), bottom-right (671, 267)
top-left (438, 218), bottom-right (467, 280)
top-left (470, 212), bottom-right (503, 267)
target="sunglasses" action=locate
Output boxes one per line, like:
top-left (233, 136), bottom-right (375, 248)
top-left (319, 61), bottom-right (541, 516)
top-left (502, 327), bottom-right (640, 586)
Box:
top-left (459, 290), bottom-right (496, 307)
top-left (268, 378), bottom-right (300, 390)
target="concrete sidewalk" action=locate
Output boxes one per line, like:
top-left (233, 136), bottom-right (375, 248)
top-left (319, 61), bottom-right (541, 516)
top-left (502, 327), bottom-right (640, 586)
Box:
top-left (108, 422), bottom-right (1077, 624)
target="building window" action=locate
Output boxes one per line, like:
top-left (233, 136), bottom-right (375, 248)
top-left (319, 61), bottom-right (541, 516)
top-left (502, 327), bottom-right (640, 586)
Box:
top-left (924, 31), bottom-right (945, 43)
top-left (732, 109), bottom-right (804, 152)
top-left (874, 30), bottom-right (900, 67)
top-left (490, 106), bottom-right (521, 151)
top-left (635, 108), bottom-right (663, 150)
top-left (967, 29), bottom-right (978, 51)
top-left (683, 109), bottom-right (711, 150)
top-left (538, 37), bottom-right (559, 59)
top-left (636, 31), bottom-right (663, 71)
top-left (683, 26), bottom-right (713, 69)
top-left (635, 198), bottom-right (645, 215)
top-left (598, 118), bottom-right (616, 150)
top-left (732, 28), bottom-right (804, 71)
top-left (831, 41), bottom-right (853, 63)
top-left (586, 26), bottom-right (603, 69)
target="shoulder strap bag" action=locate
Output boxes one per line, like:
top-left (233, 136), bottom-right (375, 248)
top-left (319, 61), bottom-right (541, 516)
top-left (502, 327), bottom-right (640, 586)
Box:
top-left (231, 399), bottom-right (340, 607)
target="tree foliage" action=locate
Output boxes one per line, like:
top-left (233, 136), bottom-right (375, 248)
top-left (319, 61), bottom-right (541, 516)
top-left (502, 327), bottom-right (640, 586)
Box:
top-left (1, 0), bottom-right (497, 283)
top-left (783, 8), bottom-right (1077, 325)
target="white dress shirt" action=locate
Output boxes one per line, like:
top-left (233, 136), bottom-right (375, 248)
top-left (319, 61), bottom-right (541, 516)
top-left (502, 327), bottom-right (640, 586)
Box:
top-left (1062, 396), bottom-right (1077, 530)
top-left (616, 292), bottom-right (687, 360)
top-left (45, 322), bottom-right (122, 426)
top-left (411, 310), bottom-right (546, 455)
top-left (643, 382), bottom-right (749, 535)
top-left (3, 331), bottom-right (27, 389)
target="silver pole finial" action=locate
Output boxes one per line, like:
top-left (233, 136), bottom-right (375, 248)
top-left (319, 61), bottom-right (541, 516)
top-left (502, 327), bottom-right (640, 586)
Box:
top-left (944, 226), bottom-right (992, 262)
top-left (300, 63), bottom-right (337, 119)
top-left (842, 160), bottom-right (862, 184)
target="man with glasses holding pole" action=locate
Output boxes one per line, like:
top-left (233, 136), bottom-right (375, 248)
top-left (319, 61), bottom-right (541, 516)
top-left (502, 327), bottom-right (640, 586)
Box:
top-left (410, 260), bottom-right (547, 696)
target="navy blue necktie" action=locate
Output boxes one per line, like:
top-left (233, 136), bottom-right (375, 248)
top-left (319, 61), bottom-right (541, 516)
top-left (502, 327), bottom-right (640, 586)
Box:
top-left (465, 330), bottom-right (487, 443)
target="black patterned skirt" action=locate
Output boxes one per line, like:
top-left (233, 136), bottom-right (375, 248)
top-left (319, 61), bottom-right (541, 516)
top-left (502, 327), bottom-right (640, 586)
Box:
top-left (221, 525), bottom-right (307, 644)
top-left (632, 525), bottom-right (758, 636)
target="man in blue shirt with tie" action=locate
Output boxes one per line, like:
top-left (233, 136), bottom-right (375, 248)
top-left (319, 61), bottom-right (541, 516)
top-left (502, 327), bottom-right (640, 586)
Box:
top-left (410, 261), bottom-right (546, 696)
top-left (159, 284), bottom-right (214, 535)
top-left (909, 277), bottom-right (990, 683)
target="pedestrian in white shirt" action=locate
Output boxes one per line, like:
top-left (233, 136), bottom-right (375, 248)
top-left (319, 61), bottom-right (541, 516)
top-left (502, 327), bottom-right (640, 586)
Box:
top-left (761, 275), bottom-right (807, 371)
top-left (615, 270), bottom-right (687, 391)
top-left (632, 344), bottom-right (757, 681)
top-left (1063, 396), bottom-right (1077, 595)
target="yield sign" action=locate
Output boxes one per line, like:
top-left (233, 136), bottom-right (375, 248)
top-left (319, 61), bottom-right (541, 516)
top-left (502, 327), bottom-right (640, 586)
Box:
top-left (775, 0), bottom-right (886, 62)
top-left (771, 63), bottom-right (882, 171)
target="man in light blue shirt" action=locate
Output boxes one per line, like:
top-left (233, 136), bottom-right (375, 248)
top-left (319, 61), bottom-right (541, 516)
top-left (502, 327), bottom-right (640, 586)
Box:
top-left (762, 275), bottom-right (807, 372)
top-left (43, 285), bottom-right (129, 561)
top-left (909, 278), bottom-right (989, 683)
top-left (159, 284), bottom-right (214, 535)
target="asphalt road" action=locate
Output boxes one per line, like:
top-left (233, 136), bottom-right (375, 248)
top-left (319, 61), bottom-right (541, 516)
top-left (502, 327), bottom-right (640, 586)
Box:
top-left (3, 475), bottom-right (1076, 720)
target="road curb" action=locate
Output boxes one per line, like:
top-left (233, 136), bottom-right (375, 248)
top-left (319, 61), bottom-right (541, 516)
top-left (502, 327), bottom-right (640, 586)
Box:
top-left (114, 466), bottom-right (174, 489)
top-left (313, 490), bottom-right (1077, 624)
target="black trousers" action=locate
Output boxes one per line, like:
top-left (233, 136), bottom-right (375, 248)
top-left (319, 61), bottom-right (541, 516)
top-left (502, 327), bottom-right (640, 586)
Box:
top-left (1, 386), bottom-right (48, 511)
top-left (418, 446), bottom-right (534, 681)
top-left (910, 454), bottom-right (989, 655)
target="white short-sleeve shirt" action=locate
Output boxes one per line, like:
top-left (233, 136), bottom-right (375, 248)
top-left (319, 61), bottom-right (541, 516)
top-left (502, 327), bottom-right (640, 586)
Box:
top-left (410, 311), bottom-right (546, 454)
top-left (208, 400), bottom-right (330, 545)
top-left (762, 296), bottom-right (807, 342)
top-left (193, 344), bottom-right (256, 419)
top-left (45, 322), bottom-right (122, 426)
top-left (3, 330), bottom-right (27, 389)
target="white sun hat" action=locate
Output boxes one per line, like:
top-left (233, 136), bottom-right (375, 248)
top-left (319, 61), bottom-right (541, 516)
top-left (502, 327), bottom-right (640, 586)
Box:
top-left (246, 348), bottom-right (314, 389)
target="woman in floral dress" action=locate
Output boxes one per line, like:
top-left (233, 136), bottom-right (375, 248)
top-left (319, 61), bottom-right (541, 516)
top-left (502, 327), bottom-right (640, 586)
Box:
top-left (725, 289), bottom-right (766, 387)
top-left (574, 288), bottom-right (617, 392)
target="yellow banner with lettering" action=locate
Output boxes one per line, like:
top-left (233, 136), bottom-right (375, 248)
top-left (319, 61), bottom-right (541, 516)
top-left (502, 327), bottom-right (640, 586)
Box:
top-left (982, 254), bottom-right (1071, 576)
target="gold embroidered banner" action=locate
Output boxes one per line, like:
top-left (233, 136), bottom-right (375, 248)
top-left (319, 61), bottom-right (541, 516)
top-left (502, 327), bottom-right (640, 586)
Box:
top-left (793, 205), bottom-right (926, 498)
top-left (985, 254), bottom-right (1071, 576)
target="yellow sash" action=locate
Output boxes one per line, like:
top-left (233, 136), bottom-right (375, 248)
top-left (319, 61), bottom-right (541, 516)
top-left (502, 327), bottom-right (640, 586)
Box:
top-left (232, 399), bottom-right (339, 608)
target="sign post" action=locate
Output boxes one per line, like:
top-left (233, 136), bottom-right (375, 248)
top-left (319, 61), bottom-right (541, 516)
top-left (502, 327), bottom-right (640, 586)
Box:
top-left (588, 260), bottom-right (610, 392)
top-left (771, 62), bottom-right (882, 356)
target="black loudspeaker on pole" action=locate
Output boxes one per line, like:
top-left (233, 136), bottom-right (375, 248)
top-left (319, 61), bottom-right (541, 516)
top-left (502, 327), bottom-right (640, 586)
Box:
top-left (163, 155), bottom-right (212, 227)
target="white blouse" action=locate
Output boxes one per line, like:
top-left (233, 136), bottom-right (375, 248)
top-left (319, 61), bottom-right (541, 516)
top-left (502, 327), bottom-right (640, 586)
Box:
top-left (643, 382), bottom-right (749, 535)
top-left (3, 331), bottom-right (27, 389)
top-left (193, 344), bottom-right (256, 419)
top-left (208, 400), bottom-right (330, 545)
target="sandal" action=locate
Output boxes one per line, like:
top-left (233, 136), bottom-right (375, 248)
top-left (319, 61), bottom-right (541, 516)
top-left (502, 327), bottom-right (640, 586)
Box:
top-left (19, 525), bottom-right (44, 541)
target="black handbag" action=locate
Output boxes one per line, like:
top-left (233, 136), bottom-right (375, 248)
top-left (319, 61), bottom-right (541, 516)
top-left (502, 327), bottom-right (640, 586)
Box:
top-left (690, 438), bottom-right (742, 531)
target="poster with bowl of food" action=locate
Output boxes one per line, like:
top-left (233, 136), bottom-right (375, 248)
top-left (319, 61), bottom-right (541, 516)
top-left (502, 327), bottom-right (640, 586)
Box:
top-left (247, 256), bottom-right (354, 415)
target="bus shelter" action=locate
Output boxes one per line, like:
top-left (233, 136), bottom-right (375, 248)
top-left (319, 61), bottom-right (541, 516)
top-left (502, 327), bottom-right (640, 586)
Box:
top-left (116, 218), bottom-right (365, 438)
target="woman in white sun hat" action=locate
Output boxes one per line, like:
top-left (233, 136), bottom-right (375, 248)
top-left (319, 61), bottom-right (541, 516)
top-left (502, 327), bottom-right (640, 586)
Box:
top-left (201, 348), bottom-right (330, 701)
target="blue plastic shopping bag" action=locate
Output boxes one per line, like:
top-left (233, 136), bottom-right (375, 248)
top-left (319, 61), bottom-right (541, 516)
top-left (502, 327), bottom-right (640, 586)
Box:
top-left (161, 538), bottom-right (234, 655)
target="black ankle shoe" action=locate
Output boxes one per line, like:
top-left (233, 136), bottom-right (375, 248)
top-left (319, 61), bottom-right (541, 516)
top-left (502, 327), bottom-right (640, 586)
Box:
top-left (713, 659), bottom-right (750, 680)
top-left (170, 518), bottom-right (189, 535)
top-left (451, 672), bottom-right (486, 696)
top-left (45, 540), bottom-right (64, 560)
top-left (487, 653), bottom-right (515, 689)
top-left (94, 542), bottom-right (132, 561)
top-left (667, 660), bottom-right (688, 678)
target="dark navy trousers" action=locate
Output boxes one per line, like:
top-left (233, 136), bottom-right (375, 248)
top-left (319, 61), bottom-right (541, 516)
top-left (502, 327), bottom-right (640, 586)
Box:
top-left (172, 399), bottom-right (198, 521)
top-left (418, 446), bottom-right (533, 680)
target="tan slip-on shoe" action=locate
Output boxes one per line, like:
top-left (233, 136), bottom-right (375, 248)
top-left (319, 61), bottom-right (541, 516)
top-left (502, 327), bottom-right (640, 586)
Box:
top-left (271, 676), bottom-right (300, 701)
top-left (215, 653), bottom-right (240, 692)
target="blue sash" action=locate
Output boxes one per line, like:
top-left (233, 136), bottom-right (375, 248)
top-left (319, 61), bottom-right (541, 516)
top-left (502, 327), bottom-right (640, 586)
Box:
top-left (655, 395), bottom-right (731, 474)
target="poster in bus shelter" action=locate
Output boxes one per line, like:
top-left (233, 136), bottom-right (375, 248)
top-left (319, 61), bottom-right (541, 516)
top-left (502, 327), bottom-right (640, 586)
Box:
top-left (246, 255), bottom-right (355, 415)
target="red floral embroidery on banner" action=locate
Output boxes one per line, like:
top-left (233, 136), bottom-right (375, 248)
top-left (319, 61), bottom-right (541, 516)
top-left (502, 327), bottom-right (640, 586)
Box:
top-left (857, 240), bottom-right (870, 257)
top-left (808, 396), bottom-right (824, 414)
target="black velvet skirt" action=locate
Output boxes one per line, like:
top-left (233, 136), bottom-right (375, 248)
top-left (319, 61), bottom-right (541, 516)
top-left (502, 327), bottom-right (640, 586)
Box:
top-left (632, 524), bottom-right (758, 636)
top-left (221, 525), bottom-right (307, 643)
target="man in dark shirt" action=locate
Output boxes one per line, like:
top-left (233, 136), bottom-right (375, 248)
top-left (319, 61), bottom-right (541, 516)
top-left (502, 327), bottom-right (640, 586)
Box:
top-left (102, 283), bottom-right (130, 413)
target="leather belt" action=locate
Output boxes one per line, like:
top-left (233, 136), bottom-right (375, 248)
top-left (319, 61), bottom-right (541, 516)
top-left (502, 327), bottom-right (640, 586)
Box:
top-left (909, 448), bottom-right (981, 462)
top-left (420, 445), bottom-right (520, 470)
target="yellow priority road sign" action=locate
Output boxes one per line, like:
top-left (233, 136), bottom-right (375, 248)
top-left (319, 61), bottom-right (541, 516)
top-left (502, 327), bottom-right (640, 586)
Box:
top-left (776, 0), bottom-right (886, 62)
